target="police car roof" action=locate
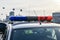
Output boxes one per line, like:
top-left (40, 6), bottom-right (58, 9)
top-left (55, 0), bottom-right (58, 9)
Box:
top-left (12, 22), bottom-right (60, 29)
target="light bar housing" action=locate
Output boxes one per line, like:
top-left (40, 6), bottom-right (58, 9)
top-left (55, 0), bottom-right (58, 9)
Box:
top-left (9, 16), bottom-right (52, 22)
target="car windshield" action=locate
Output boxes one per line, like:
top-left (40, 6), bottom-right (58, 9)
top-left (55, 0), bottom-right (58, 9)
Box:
top-left (10, 27), bottom-right (60, 40)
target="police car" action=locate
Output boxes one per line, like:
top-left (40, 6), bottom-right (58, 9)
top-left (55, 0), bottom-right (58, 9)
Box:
top-left (1, 16), bottom-right (60, 40)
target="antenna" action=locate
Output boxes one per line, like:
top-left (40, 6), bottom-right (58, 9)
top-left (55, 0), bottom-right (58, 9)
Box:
top-left (33, 10), bottom-right (41, 24)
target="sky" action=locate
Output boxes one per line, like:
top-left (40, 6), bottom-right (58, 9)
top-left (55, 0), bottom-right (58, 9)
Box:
top-left (0, 0), bottom-right (60, 10)
top-left (0, 0), bottom-right (60, 9)
top-left (0, 0), bottom-right (60, 20)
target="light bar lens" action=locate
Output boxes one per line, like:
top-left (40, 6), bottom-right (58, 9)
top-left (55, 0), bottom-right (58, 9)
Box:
top-left (9, 16), bottom-right (27, 21)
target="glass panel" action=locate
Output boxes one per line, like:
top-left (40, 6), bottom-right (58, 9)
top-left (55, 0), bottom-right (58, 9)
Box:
top-left (10, 27), bottom-right (60, 40)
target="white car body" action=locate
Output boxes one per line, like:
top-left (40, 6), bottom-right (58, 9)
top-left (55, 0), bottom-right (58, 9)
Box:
top-left (6, 22), bottom-right (60, 40)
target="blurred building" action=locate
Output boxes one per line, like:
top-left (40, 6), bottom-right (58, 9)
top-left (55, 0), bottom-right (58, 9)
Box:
top-left (9, 11), bottom-right (14, 16)
top-left (5, 11), bottom-right (15, 22)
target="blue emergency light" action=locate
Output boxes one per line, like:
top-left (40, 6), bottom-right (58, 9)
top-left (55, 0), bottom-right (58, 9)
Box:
top-left (9, 16), bottom-right (27, 21)
top-left (9, 16), bottom-right (52, 22)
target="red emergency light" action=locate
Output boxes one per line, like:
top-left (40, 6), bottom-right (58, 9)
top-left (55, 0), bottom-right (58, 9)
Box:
top-left (38, 16), bottom-right (52, 22)
top-left (46, 16), bottom-right (52, 21)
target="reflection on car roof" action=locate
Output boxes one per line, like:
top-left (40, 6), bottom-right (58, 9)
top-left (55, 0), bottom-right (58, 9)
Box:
top-left (12, 23), bottom-right (60, 29)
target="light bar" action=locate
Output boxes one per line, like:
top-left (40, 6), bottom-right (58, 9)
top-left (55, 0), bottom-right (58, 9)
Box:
top-left (9, 16), bottom-right (52, 22)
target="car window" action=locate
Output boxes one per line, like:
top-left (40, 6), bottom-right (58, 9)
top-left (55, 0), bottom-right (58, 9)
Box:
top-left (10, 27), bottom-right (60, 40)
